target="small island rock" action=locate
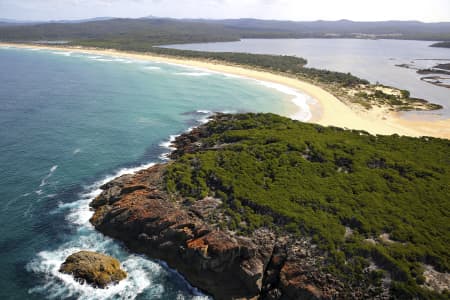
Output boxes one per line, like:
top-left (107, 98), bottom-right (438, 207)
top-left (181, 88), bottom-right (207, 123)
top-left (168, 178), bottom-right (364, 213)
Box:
top-left (59, 251), bottom-right (127, 288)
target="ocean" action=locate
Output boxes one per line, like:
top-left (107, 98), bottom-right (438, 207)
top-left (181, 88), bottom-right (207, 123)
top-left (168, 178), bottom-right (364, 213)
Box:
top-left (0, 46), bottom-right (311, 299)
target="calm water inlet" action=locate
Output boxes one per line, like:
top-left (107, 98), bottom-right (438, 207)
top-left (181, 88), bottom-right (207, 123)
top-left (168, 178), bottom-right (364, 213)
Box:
top-left (163, 39), bottom-right (450, 118)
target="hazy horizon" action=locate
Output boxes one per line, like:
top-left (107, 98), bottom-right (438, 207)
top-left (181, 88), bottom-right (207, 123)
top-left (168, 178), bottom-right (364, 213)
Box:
top-left (1, 0), bottom-right (449, 23)
top-left (2, 16), bottom-right (450, 24)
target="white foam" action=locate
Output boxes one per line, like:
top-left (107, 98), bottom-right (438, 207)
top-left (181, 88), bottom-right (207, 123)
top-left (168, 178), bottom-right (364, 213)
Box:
top-left (27, 246), bottom-right (159, 300)
top-left (174, 72), bottom-right (211, 77)
top-left (142, 66), bottom-right (161, 70)
top-left (81, 54), bottom-right (138, 65)
top-left (28, 161), bottom-right (209, 299)
top-left (159, 135), bottom-right (178, 149)
top-left (162, 62), bottom-right (313, 121)
top-left (158, 110), bottom-right (215, 161)
top-left (160, 61), bottom-right (314, 121)
top-left (198, 114), bottom-right (212, 125)
top-left (159, 135), bottom-right (178, 161)
top-left (113, 58), bottom-right (132, 63)
top-left (255, 80), bottom-right (314, 121)
top-left (196, 110), bottom-right (212, 114)
top-left (39, 165), bottom-right (58, 187)
top-left (200, 69), bottom-right (314, 121)
top-left (91, 58), bottom-right (116, 62)
top-left (52, 51), bottom-right (72, 57)
top-left (28, 164), bottom-right (158, 299)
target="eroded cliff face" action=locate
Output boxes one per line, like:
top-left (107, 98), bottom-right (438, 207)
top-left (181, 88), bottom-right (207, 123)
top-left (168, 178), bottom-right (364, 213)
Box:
top-left (89, 164), bottom-right (348, 300)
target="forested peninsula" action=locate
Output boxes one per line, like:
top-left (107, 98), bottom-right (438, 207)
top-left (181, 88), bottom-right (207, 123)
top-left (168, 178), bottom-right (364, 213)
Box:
top-left (90, 113), bottom-right (450, 299)
top-left (430, 41), bottom-right (450, 48)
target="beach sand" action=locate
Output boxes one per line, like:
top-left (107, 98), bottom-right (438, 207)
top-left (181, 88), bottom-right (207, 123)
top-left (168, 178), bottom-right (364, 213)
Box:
top-left (1, 42), bottom-right (449, 139)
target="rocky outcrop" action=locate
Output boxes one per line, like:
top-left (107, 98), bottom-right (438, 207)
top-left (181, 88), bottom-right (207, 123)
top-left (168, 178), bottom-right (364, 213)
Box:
top-left (89, 163), bottom-right (348, 299)
top-left (59, 251), bottom-right (127, 288)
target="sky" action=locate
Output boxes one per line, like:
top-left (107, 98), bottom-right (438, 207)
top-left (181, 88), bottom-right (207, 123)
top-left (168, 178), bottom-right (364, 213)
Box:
top-left (1, 0), bottom-right (449, 22)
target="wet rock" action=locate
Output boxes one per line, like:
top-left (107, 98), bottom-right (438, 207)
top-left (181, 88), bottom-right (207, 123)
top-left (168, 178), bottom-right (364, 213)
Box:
top-left (59, 251), bottom-right (127, 288)
top-left (89, 164), bottom-right (278, 299)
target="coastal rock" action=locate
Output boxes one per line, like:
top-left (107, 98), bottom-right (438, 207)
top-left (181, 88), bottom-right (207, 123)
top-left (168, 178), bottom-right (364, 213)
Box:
top-left (59, 251), bottom-right (127, 288)
top-left (89, 163), bottom-right (346, 299)
top-left (90, 164), bottom-right (273, 299)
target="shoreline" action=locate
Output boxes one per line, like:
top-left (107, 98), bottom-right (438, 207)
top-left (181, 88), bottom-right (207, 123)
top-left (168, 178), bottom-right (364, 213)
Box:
top-left (1, 42), bottom-right (449, 139)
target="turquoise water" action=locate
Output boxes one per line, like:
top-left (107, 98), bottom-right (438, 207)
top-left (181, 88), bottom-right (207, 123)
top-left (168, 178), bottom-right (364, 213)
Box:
top-left (0, 47), bottom-right (302, 299)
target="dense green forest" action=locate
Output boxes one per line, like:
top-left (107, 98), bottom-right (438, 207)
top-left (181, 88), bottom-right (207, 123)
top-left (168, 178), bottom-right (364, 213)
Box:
top-left (165, 113), bottom-right (450, 299)
top-left (0, 19), bottom-right (241, 45)
top-left (1, 18), bottom-right (450, 43)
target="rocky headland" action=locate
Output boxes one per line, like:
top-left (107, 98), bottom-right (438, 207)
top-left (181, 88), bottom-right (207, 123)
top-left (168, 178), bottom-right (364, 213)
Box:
top-left (89, 163), bottom-right (351, 299)
top-left (88, 113), bottom-right (449, 299)
top-left (88, 117), bottom-right (378, 299)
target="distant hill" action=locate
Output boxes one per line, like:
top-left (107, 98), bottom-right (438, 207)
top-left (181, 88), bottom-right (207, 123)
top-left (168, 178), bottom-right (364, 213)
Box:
top-left (0, 18), bottom-right (41, 27)
top-left (0, 18), bottom-right (34, 23)
top-left (0, 18), bottom-right (241, 44)
top-left (0, 17), bottom-right (114, 25)
top-left (1, 18), bottom-right (450, 45)
top-left (213, 19), bottom-right (450, 40)
top-left (217, 19), bottom-right (450, 37)
top-left (0, 17), bottom-right (115, 27)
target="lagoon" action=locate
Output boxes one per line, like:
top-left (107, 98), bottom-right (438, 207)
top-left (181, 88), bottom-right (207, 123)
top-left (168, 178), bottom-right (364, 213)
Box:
top-left (164, 39), bottom-right (450, 118)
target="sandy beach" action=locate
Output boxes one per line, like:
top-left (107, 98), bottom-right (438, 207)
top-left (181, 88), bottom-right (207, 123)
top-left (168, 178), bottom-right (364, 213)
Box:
top-left (1, 42), bottom-right (449, 139)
